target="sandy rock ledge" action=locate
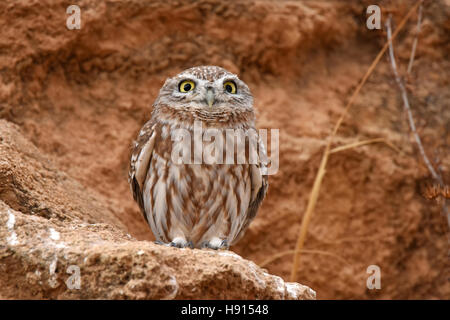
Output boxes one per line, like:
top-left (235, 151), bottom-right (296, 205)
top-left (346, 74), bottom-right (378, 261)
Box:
top-left (0, 120), bottom-right (315, 299)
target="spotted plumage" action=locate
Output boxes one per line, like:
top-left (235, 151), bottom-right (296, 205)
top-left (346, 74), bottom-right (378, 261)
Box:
top-left (129, 66), bottom-right (268, 249)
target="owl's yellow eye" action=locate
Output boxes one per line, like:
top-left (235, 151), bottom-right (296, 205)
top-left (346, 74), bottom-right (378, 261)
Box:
top-left (223, 81), bottom-right (237, 94)
top-left (179, 80), bottom-right (195, 93)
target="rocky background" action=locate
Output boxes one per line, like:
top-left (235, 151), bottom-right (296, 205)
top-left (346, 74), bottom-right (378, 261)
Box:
top-left (0, 0), bottom-right (449, 299)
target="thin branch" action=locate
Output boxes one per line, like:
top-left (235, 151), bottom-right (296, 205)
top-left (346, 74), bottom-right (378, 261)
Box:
top-left (386, 17), bottom-right (441, 184)
top-left (330, 138), bottom-right (401, 155)
top-left (259, 249), bottom-right (351, 269)
top-left (407, 2), bottom-right (423, 74)
top-left (386, 17), bottom-right (449, 228)
top-left (289, 1), bottom-right (423, 283)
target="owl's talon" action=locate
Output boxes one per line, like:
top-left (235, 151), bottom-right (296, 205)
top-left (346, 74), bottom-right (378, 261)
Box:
top-left (169, 237), bottom-right (193, 248)
top-left (154, 240), bottom-right (170, 246)
top-left (170, 242), bottom-right (180, 248)
top-left (201, 238), bottom-right (229, 250)
top-left (220, 239), bottom-right (229, 250)
top-left (200, 241), bottom-right (209, 249)
top-left (186, 241), bottom-right (194, 249)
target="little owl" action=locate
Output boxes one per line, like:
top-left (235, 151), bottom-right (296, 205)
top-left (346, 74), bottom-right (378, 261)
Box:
top-left (128, 66), bottom-right (268, 249)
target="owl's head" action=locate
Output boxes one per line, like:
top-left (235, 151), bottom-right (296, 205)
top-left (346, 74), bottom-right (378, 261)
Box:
top-left (154, 66), bottom-right (253, 113)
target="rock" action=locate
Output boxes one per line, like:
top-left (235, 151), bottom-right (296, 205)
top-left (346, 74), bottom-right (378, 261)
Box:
top-left (0, 120), bottom-right (126, 228)
top-left (0, 120), bottom-right (315, 299)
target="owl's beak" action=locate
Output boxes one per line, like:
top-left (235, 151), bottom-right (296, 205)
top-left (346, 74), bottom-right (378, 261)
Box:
top-left (205, 88), bottom-right (215, 108)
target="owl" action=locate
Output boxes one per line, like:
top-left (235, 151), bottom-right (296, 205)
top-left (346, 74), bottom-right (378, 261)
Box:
top-left (128, 66), bottom-right (268, 249)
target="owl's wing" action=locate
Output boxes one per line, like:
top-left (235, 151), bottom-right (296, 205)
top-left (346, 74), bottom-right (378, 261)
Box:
top-left (233, 134), bottom-right (269, 244)
top-left (128, 119), bottom-right (157, 220)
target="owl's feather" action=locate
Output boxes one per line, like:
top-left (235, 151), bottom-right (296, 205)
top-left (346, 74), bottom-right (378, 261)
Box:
top-left (128, 66), bottom-right (268, 249)
top-left (129, 119), bottom-right (157, 218)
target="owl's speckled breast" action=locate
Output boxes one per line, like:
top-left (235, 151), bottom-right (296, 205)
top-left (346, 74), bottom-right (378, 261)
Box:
top-left (129, 66), bottom-right (267, 250)
top-left (143, 122), bottom-right (253, 247)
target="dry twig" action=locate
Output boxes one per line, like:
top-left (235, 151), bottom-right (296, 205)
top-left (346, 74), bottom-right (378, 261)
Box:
top-left (407, 2), bottom-right (423, 74)
top-left (289, 1), bottom-right (422, 282)
top-left (260, 249), bottom-right (351, 269)
top-left (386, 17), bottom-right (441, 182)
top-left (386, 17), bottom-right (449, 227)
top-left (329, 138), bottom-right (401, 155)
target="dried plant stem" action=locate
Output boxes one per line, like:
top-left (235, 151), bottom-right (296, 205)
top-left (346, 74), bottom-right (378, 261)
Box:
top-left (407, 2), bottom-right (423, 74)
top-left (387, 17), bottom-right (449, 229)
top-left (386, 18), bottom-right (441, 184)
top-left (330, 138), bottom-right (401, 155)
top-left (260, 249), bottom-right (351, 269)
top-left (289, 1), bottom-right (422, 282)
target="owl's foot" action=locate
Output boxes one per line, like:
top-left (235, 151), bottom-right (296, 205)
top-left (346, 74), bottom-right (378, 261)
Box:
top-left (154, 240), bottom-right (170, 246)
top-left (201, 238), bottom-right (229, 250)
top-left (169, 237), bottom-right (194, 249)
